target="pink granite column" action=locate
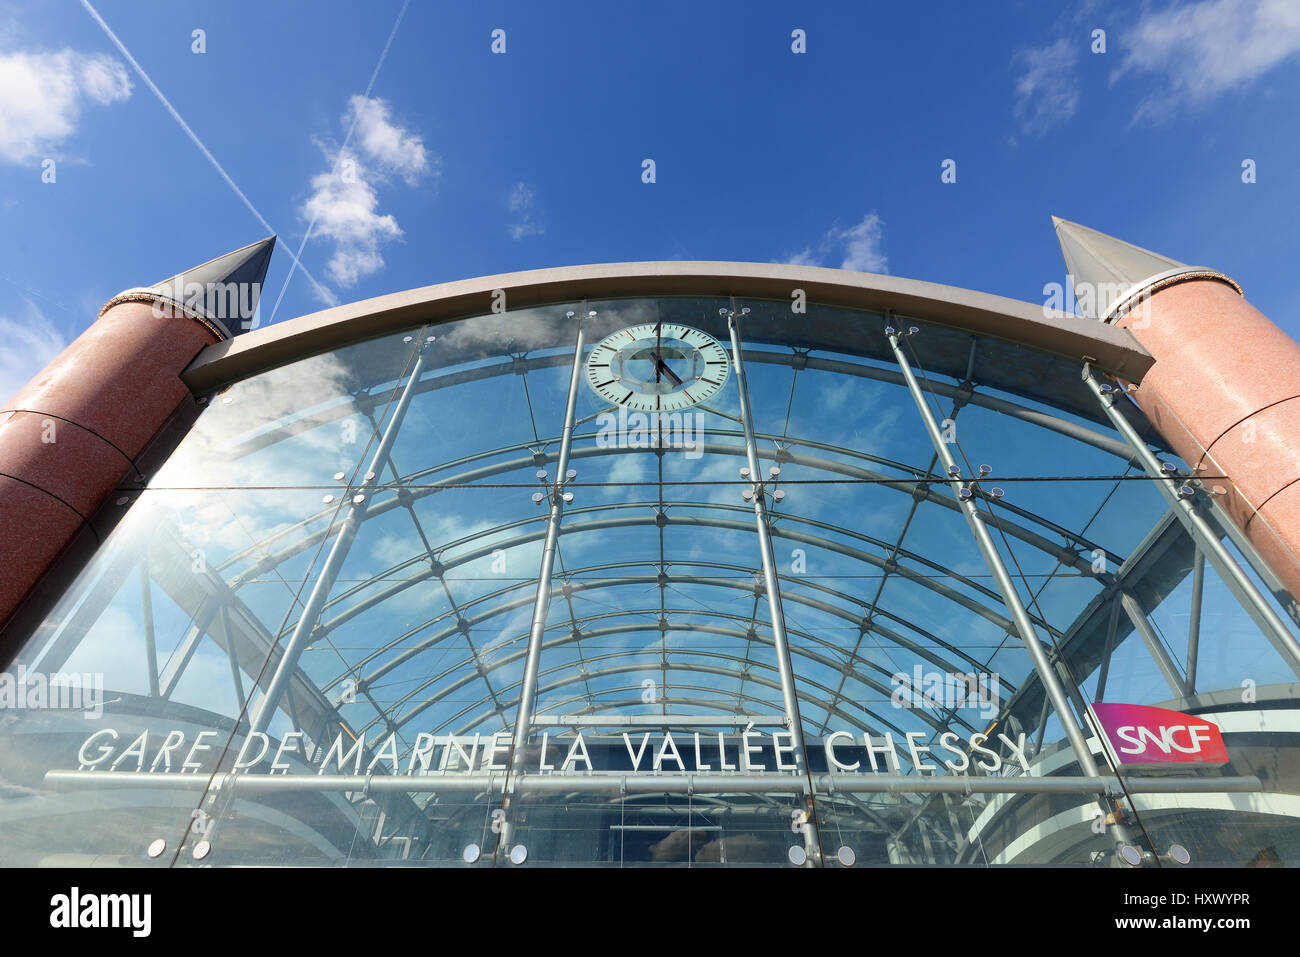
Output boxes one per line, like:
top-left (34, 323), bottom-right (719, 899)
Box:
top-left (0, 300), bottom-right (217, 642)
top-left (1117, 279), bottom-right (1300, 600)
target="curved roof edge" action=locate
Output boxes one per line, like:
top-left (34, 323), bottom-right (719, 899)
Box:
top-left (181, 261), bottom-right (1153, 393)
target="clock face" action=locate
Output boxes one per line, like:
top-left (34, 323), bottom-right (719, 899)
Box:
top-left (585, 322), bottom-right (730, 411)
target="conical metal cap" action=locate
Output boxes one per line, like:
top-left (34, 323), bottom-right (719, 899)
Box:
top-left (1052, 217), bottom-right (1186, 320)
top-left (144, 236), bottom-right (276, 336)
top-left (151, 235), bottom-right (276, 300)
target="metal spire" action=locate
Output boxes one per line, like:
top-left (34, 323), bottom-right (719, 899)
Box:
top-left (1053, 216), bottom-right (1184, 289)
top-left (100, 235), bottom-right (278, 338)
top-left (151, 235), bottom-right (276, 293)
top-left (1050, 216), bottom-right (1243, 323)
top-left (1051, 216), bottom-right (1185, 321)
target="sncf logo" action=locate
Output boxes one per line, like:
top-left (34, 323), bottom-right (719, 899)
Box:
top-left (1090, 703), bottom-right (1229, 767)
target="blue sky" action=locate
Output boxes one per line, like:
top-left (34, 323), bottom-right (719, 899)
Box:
top-left (2, 0), bottom-right (1300, 399)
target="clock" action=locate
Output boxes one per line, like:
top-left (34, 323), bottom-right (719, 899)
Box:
top-left (585, 322), bottom-right (730, 411)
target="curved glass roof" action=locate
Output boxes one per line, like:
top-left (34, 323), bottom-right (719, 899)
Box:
top-left (5, 280), bottom-right (1300, 867)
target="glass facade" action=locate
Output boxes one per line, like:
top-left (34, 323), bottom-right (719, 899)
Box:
top-left (3, 291), bottom-right (1299, 868)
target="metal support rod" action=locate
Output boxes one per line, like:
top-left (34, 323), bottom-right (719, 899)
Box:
top-left (728, 306), bottom-right (823, 864)
top-left (42, 769), bottom-right (1264, 796)
top-left (160, 600), bottom-right (219, 699)
top-left (1055, 657), bottom-right (1094, 729)
top-left (885, 326), bottom-right (1104, 780)
top-left (1206, 496), bottom-right (1300, 627)
top-left (917, 817), bottom-right (937, 862)
top-left (138, 564), bottom-right (160, 699)
top-left (1083, 368), bottom-right (1300, 676)
top-left (1095, 594), bottom-right (1121, 702)
top-left (285, 687), bottom-right (301, 739)
top-left (940, 792), bottom-right (967, 850)
top-left (248, 332), bottom-right (433, 737)
top-left (1187, 551), bottom-right (1205, 693)
top-left (535, 713), bottom-right (776, 727)
top-left (1031, 693), bottom-right (1051, 758)
top-left (1119, 591), bottom-right (1188, 699)
top-left (220, 604), bottom-right (246, 709)
top-left (886, 837), bottom-right (908, 864)
top-left (500, 311), bottom-right (588, 846)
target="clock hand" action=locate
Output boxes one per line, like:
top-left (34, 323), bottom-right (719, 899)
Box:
top-left (649, 350), bottom-right (684, 386)
top-left (655, 322), bottom-right (662, 383)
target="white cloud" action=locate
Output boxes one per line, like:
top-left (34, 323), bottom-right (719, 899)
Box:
top-left (506, 181), bottom-right (544, 240)
top-left (300, 96), bottom-right (434, 293)
top-left (344, 95), bottom-right (430, 186)
top-left (302, 155), bottom-right (402, 288)
top-left (782, 212), bottom-right (888, 274)
top-left (783, 248), bottom-right (820, 268)
top-left (1114, 0), bottom-right (1300, 123)
top-left (838, 213), bottom-right (889, 272)
top-left (0, 301), bottom-right (69, 403)
top-left (0, 49), bottom-right (132, 164)
top-left (1011, 37), bottom-right (1080, 136)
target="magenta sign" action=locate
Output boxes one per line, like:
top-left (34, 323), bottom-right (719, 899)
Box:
top-left (1090, 702), bottom-right (1229, 767)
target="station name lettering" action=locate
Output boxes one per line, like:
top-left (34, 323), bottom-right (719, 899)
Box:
top-left (72, 726), bottom-right (1030, 777)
